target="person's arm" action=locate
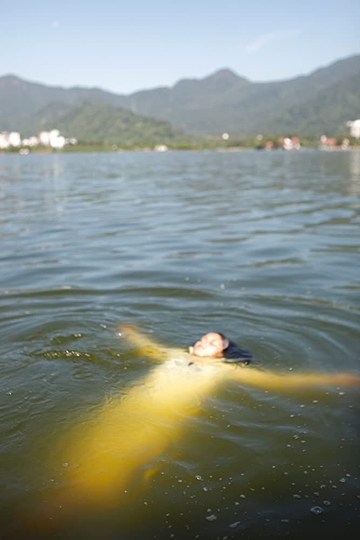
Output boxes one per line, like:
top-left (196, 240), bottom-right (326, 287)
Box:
top-left (224, 365), bottom-right (360, 392)
top-left (118, 324), bottom-right (174, 361)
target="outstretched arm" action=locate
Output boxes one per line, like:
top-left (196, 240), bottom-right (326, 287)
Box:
top-left (118, 324), bottom-right (175, 361)
top-left (225, 365), bottom-right (360, 393)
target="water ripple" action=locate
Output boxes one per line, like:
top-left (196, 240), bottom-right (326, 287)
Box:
top-left (0, 150), bottom-right (359, 538)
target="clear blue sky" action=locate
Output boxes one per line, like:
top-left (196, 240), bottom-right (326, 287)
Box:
top-left (1, 0), bottom-right (359, 94)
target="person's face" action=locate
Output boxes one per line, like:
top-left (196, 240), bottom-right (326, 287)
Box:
top-left (192, 332), bottom-right (225, 358)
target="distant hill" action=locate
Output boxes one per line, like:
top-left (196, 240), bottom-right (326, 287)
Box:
top-left (265, 70), bottom-right (360, 135)
top-left (25, 101), bottom-right (180, 145)
top-left (120, 55), bottom-right (360, 134)
top-left (1, 54), bottom-right (359, 139)
top-left (0, 75), bottom-right (124, 132)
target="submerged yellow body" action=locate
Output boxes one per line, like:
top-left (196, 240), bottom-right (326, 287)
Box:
top-left (47, 326), bottom-right (359, 516)
top-left (62, 351), bottom-right (223, 505)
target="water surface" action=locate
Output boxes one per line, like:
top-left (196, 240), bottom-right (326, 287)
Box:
top-left (0, 150), bottom-right (359, 539)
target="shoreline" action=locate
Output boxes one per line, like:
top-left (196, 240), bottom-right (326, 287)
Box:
top-left (2, 146), bottom-right (360, 155)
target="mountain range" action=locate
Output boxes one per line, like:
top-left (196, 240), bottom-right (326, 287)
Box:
top-left (0, 54), bottom-right (359, 142)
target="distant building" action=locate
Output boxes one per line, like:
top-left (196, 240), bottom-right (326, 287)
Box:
top-left (320, 136), bottom-right (337, 148)
top-left (320, 135), bottom-right (327, 145)
top-left (346, 120), bottom-right (360, 139)
top-left (9, 132), bottom-right (21, 147)
top-left (39, 129), bottom-right (66, 149)
top-left (291, 137), bottom-right (300, 149)
top-left (50, 130), bottom-right (66, 149)
top-left (280, 137), bottom-right (301, 150)
top-left (39, 131), bottom-right (51, 146)
top-left (0, 129), bottom-right (76, 151)
top-left (0, 131), bottom-right (21, 148)
top-left (154, 144), bottom-right (169, 152)
top-left (283, 137), bottom-right (293, 150)
top-left (22, 136), bottom-right (39, 147)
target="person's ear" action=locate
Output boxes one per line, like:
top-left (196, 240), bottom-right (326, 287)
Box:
top-left (222, 338), bottom-right (229, 350)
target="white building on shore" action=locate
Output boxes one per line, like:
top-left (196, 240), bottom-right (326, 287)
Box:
top-left (22, 136), bottom-right (40, 147)
top-left (0, 133), bottom-right (9, 149)
top-left (0, 129), bottom-right (77, 150)
top-left (0, 131), bottom-right (21, 149)
top-left (347, 120), bottom-right (360, 139)
top-left (39, 129), bottom-right (67, 149)
top-left (9, 132), bottom-right (21, 147)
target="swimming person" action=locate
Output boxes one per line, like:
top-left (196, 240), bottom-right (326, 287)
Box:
top-left (28, 325), bottom-right (360, 530)
top-left (118, 325), bottom-right (359, 391)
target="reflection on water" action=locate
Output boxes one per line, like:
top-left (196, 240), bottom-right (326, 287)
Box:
top-left (0, 150), bottom-right (359, 539)
top-left (348, 150), bottom-right (360, 194)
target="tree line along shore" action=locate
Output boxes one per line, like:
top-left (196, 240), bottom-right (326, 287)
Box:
top-left (2, 134), bottom-right (360, 154)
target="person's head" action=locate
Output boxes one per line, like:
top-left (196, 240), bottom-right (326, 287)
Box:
top-left (191, 332), bottom-right (229, 358)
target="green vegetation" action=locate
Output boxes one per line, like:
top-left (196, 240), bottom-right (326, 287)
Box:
top-left (0, 55), bottom-right (359, 142)
top-left (2, 134), bottom-right (360, 154)
top-left (22, 100), bottom-right (182, 145)
top-left (265, 71), bottom-right (360, 135)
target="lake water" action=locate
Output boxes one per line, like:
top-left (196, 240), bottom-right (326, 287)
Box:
top-left (0, 150), bottom-right (359, 539)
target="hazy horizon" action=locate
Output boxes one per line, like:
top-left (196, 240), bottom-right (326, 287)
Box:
top-left (1, 1), bottom-right (359, 94)
top-left (2, 52), bottom-right (359, 97)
